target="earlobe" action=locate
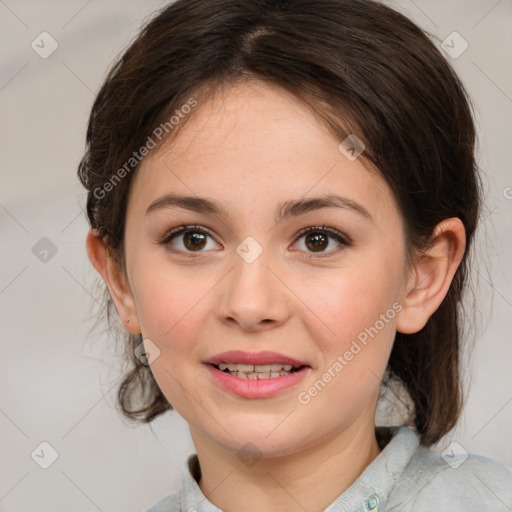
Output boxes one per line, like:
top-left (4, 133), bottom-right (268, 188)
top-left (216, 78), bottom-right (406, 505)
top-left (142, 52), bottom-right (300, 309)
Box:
top-left (85, 229), bottom-right (141, 335)
top-left (396, 218), bottom-right (466, 334)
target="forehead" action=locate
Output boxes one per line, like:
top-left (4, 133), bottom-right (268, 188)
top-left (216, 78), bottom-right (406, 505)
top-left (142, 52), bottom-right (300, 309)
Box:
top-left (129, 81), bottom-right (398, 227)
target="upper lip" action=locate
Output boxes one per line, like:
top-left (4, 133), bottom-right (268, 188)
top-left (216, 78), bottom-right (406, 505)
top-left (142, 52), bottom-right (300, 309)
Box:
top-left (204, 350), bottom-right (309, 367)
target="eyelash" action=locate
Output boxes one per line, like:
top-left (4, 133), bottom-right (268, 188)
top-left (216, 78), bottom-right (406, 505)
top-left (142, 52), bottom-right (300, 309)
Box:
top-left (157, 224), bottom-right (350, 258)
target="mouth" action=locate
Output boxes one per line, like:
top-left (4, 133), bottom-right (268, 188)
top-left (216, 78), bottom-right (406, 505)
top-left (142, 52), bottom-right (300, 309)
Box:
top-left (211, 362), bottom-right (305, 379)
top-left (203, 350), bottom-right (311, 398)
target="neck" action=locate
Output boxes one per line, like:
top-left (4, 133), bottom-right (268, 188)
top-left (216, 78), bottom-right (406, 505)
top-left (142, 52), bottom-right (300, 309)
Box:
top-left (190, 421), bottom-right (382, 512)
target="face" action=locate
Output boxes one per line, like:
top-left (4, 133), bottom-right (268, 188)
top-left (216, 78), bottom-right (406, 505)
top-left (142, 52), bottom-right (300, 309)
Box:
top-left (120, 81), bottom-right (410, 456)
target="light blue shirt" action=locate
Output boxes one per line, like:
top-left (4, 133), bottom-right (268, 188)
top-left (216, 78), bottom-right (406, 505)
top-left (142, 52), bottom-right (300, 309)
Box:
top-left (143, 425), bottom-right (512, 511)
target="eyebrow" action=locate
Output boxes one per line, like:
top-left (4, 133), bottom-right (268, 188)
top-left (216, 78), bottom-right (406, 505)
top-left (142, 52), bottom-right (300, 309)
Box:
top-left (145, 193), bottom-right (374, 224)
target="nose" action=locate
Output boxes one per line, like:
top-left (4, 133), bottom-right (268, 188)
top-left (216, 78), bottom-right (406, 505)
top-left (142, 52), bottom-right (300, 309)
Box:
top-left (216, 247), bottom-right (291, 332)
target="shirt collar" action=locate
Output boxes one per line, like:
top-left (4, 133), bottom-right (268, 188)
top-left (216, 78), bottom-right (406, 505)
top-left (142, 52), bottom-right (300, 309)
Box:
top-left (179, 426), bottom-right (420, 512)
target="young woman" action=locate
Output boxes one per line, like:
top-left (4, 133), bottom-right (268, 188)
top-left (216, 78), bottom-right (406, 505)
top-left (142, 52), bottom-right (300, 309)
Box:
top-left (80, 0), bottom-right (512, 510)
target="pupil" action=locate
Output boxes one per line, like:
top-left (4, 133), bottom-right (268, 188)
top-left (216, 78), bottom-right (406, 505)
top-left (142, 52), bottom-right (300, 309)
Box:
top-left (184, 232), bottom-right (206, 251)
top-left (306, 233), bottom-right (327, 252)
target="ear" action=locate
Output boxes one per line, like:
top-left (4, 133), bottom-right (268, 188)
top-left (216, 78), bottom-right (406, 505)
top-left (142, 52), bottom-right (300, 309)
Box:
top-left (396, 218), bottom-right (466, 334)
top-left (85, 229), bottom-right (141, 335)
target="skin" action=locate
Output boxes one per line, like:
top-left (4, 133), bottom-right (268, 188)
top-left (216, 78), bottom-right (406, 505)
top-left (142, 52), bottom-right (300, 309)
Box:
top-left (86, 80), bottom-right (466, 512)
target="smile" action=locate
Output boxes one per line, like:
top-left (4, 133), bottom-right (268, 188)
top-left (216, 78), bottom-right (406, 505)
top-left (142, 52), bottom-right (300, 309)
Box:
top-left (214, 362), bottom-right (303, 379)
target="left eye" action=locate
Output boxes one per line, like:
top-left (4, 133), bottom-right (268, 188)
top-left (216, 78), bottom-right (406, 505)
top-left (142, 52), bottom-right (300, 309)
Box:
top-left (293, 226), bottom-right (349, 255)
top-left (158, 224), bottom-right (349, 256)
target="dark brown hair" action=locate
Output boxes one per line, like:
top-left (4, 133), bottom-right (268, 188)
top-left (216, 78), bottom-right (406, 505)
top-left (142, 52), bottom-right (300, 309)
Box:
top-left (78, 0), bottom-right (481, 446)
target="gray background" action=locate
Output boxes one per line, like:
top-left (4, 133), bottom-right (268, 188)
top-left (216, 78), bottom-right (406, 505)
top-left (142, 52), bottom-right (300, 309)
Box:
top-left (0, 0), bottom-right (511, 510)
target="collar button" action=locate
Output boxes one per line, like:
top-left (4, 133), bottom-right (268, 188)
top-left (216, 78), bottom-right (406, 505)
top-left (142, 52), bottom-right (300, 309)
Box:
top-left (364, 494), bottom-right (380, 511)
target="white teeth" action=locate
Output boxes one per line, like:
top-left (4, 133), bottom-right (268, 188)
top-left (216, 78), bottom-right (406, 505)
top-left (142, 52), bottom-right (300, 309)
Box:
top-left (217, 363), bottom-right (298, 373)
top-left (227, 370), bottom-right (293, 379)
top-left (237, 364), bottom-right (254, 372)
top-left (254, 364), bottom-right (271, 372)
top-left (214, 361), bottom-right (303, 379)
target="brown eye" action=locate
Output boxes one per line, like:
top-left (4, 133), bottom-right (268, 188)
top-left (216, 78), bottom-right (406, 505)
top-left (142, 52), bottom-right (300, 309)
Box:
top-left (159, 225), bottom-right (219, 254)
top-left (304, 232), bottom-right (329, 252)
top-left (182, 231), bottom-right (207, 251)
top-left (293, 226), bottom-right (349, 256)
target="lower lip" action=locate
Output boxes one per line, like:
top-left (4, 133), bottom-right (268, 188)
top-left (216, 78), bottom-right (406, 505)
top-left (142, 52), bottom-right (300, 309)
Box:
top-left (205, 364), bottom-right (310, 398)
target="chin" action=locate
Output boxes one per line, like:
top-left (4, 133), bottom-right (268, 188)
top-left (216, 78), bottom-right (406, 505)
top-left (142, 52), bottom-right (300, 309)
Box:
top-left (207, 416), bottom-right (315, 458)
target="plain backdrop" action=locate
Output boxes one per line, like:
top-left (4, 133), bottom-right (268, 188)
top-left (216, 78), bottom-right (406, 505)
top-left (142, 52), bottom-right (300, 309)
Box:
top-left (1, 1), bottom-right (511, 510)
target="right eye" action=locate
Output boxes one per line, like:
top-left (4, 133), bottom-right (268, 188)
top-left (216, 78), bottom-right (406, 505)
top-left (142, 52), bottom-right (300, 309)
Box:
top-left (158, 224), bottom-right (221, 254)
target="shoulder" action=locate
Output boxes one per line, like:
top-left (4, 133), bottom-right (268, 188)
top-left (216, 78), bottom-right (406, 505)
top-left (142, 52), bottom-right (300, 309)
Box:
top-left (387, 443), bottom-right (512, 511)
top-left (142, 491), bottom-right (180, 512)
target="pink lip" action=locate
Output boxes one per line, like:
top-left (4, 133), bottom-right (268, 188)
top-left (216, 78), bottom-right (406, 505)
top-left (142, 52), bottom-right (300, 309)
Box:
top-left (205, 364), bottom-right (311, 399)
top-left (204, 350), bottom-right (309, 367)
top-left (203, 350), bottom-right (311, 399)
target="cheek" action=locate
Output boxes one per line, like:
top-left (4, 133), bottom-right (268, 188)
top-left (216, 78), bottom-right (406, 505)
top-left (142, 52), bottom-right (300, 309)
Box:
top-left (299, 273), bottom-right (398, 414)
top-left (309, 263), bottom-right (400, 354)
top-left (129, 259), bottom-right (208, 354)
top-left (132, 264), bottom-right (211, 415)
top-left (300, 265), bottom-right (400, 414)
